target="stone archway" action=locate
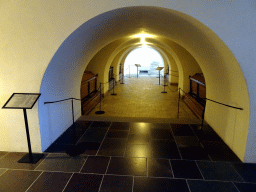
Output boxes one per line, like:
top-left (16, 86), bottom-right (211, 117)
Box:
top-left (39, 6), bottom-right (249, 162)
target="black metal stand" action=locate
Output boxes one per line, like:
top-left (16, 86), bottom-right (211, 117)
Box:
top-left (158, 70), bottom-right (161, 85)
top-left (137, 66), bottom-right (139, 78)
top-left (96, 83), bottom-right (105, 114)
top-left (161, 76), bottom-right (167, 93)
top-left (18, 109), bottom-right (44, 163)
top-left (199, 106), bottom-right (206, 130)
top-left (163, 74), bottom-right (168, 86)
top-left (120, 71), bottom-right (125, 84)
top-left (111, 79), bottom-right (117, 95)
top-left (177, 88), bottom-right (180, 118)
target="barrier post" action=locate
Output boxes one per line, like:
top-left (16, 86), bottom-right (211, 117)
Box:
top-left (95, 83), bottom-right (105, 114)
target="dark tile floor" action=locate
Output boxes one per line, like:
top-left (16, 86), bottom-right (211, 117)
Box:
top-left (0, 120), bottom-right (256, 191)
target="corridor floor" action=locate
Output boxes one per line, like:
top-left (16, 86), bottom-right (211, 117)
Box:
top-left (0, 120), bottom-right (256, 192)
top-left (87, 75), bottom-right (198, 122)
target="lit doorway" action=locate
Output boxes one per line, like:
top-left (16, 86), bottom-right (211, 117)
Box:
top-left (124, 46), bottom-right (164, 77)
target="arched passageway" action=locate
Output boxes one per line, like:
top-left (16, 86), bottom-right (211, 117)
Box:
top-left (39, 6), bottom-right (249, 162)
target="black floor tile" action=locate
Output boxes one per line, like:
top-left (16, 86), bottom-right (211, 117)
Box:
top-left (35, 153), bottom-right (86, 172)
top-left (44, 143), bottom-right (71, 153)
top-left (79, 127), bottom-right (108, 142)
top-left (233, 182), bottom-right (256, 192)
top-left (91, 121), bottom-right (111, 128)
top-left (77, 142), bottom-right (101, 155)
top-left (170, 124), bottom-right (195, 136)
top-left (0, 170), bottom-right (42, 192)
top-left (190, 124), bottom-right (223, 142)
top-left (196, 161), bottom-right (244, 182)
top-left (151, 140), bottom-right (181, 159)
top-left (0, 152), bottom-right (45, 170)
top-left (80, 156), bottom-right (110, 174)
top-left (73, 120), bottom-right (92, 129)
top-left (27, 172), bottom-right (72, 192)
top-left (107, 157), bottom-right (147, 176)
top-left (151, 128), bottom-right (174, 140)
top-left (127, 133), bottom-right (150, 144)
top-left (175, 136), bottom-right (200, 147)
top-left (97, 139), bottom-right (127, 156)
top-left (129, 123), bottom-right (151, 134)
top-left (231, 162), bottom-right (256, 183)
top-left (149, 123), bottom-right (172, 129)
top-left (133, 177), bottom-right (190, 192)
top-left (148, 158), bottom-right (173, 177)
top-left (106, 130), bottom-right (129, 139)
top-left (201, 140), bottom-right (241, 162)
top-left (171, 160), bottom-right (203, 179)
top-left (110, 122), bottom-right (131, 130)
top-left (63, 173), bottom-right (103, 192)
top-left (100, 175), bottom-right (133, 192)
top-left (54, 126), bottom-right (87, 145)
top-left (125, 144), bottom-right (152, 157)
top-left (179, 147), bottom-right (211, 160)
top-left (187, 180), bottom-right (239, 192)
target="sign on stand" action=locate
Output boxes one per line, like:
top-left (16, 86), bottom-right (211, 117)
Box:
top-left (2, 93), bottom-right (44, 163)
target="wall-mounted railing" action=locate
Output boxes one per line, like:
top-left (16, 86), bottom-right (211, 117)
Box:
top-left (178, 87), bottom-right (243, 128)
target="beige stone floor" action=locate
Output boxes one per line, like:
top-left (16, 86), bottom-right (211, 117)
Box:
top-left (83, 75), bottom-right (200, 124)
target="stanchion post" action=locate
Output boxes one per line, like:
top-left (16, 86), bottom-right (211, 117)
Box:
top-left (111, 78), bottom-right (117, 95)
top-left (159, 70), bottom-right (161, 85)
top-left (177, 88), bottom-right (180, 118)
top-left (161, 74), bottom-right (167, 93)
top-left (95, 83), bottom-right (105, 114)
top-left (121, 70), bottom-right (124, 84)
top-left (200, 105), bottom-right (206, 130)
top-left (71, 99), bottom-right (76, 145)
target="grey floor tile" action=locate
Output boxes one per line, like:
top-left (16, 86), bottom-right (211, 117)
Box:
top-left (127, 133), bottom-right (150, 144)
top-left (0, 170), bottom-right (42, 192)
top-left (35, 153), bottom-right (86, 172)
top-left (231, 162), bottom-right (256, 183)
top-left (234, 182), bottom-right (256, 192)
top-left (125, 144), bottom-right (152, 157)
top-left (79, 127), bottom-right (108, 142)
top-left (148, 158), bottom-right (173, 177)
top-left (0, 152), bottom-right (45, 170)
top-left (106, 130), bottom-right (129, 139)
top-left (27, 172), bottom-right (72, 192)
top-left (110, 122), bottom-right (131, 130)
top-left (196, 161), bottom-right (244, 182)
top-left (63, 173), bottom-right (103, 192)
top-left (100, 175), bottom-right (133, 192)
top-left (97, 139), bottom-right (127, 156)
top-left (187, 180), bottom-right (239, 192)
top-left (80, 156), bottom-right (110, 174)
top-left (107, 157), bottom-right (147, 176)
top-left (134, 177), bottom-right (190, 192)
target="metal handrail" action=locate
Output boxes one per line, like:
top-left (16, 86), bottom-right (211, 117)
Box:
top-left (44, 98), bottom-right (81, 104)
top-left (178, 87), bottom-right (243, 110)
top-left (202, 98), bottom-right (243, 110)
top-left (178, 87), bottom-right (243, 129)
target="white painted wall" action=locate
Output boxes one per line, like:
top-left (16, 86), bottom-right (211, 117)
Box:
top-left (0, 1), bottom-right (255, 162)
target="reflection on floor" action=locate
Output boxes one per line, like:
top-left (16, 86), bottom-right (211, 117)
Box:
top-left (1, 120), bottom-right (256, 191)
